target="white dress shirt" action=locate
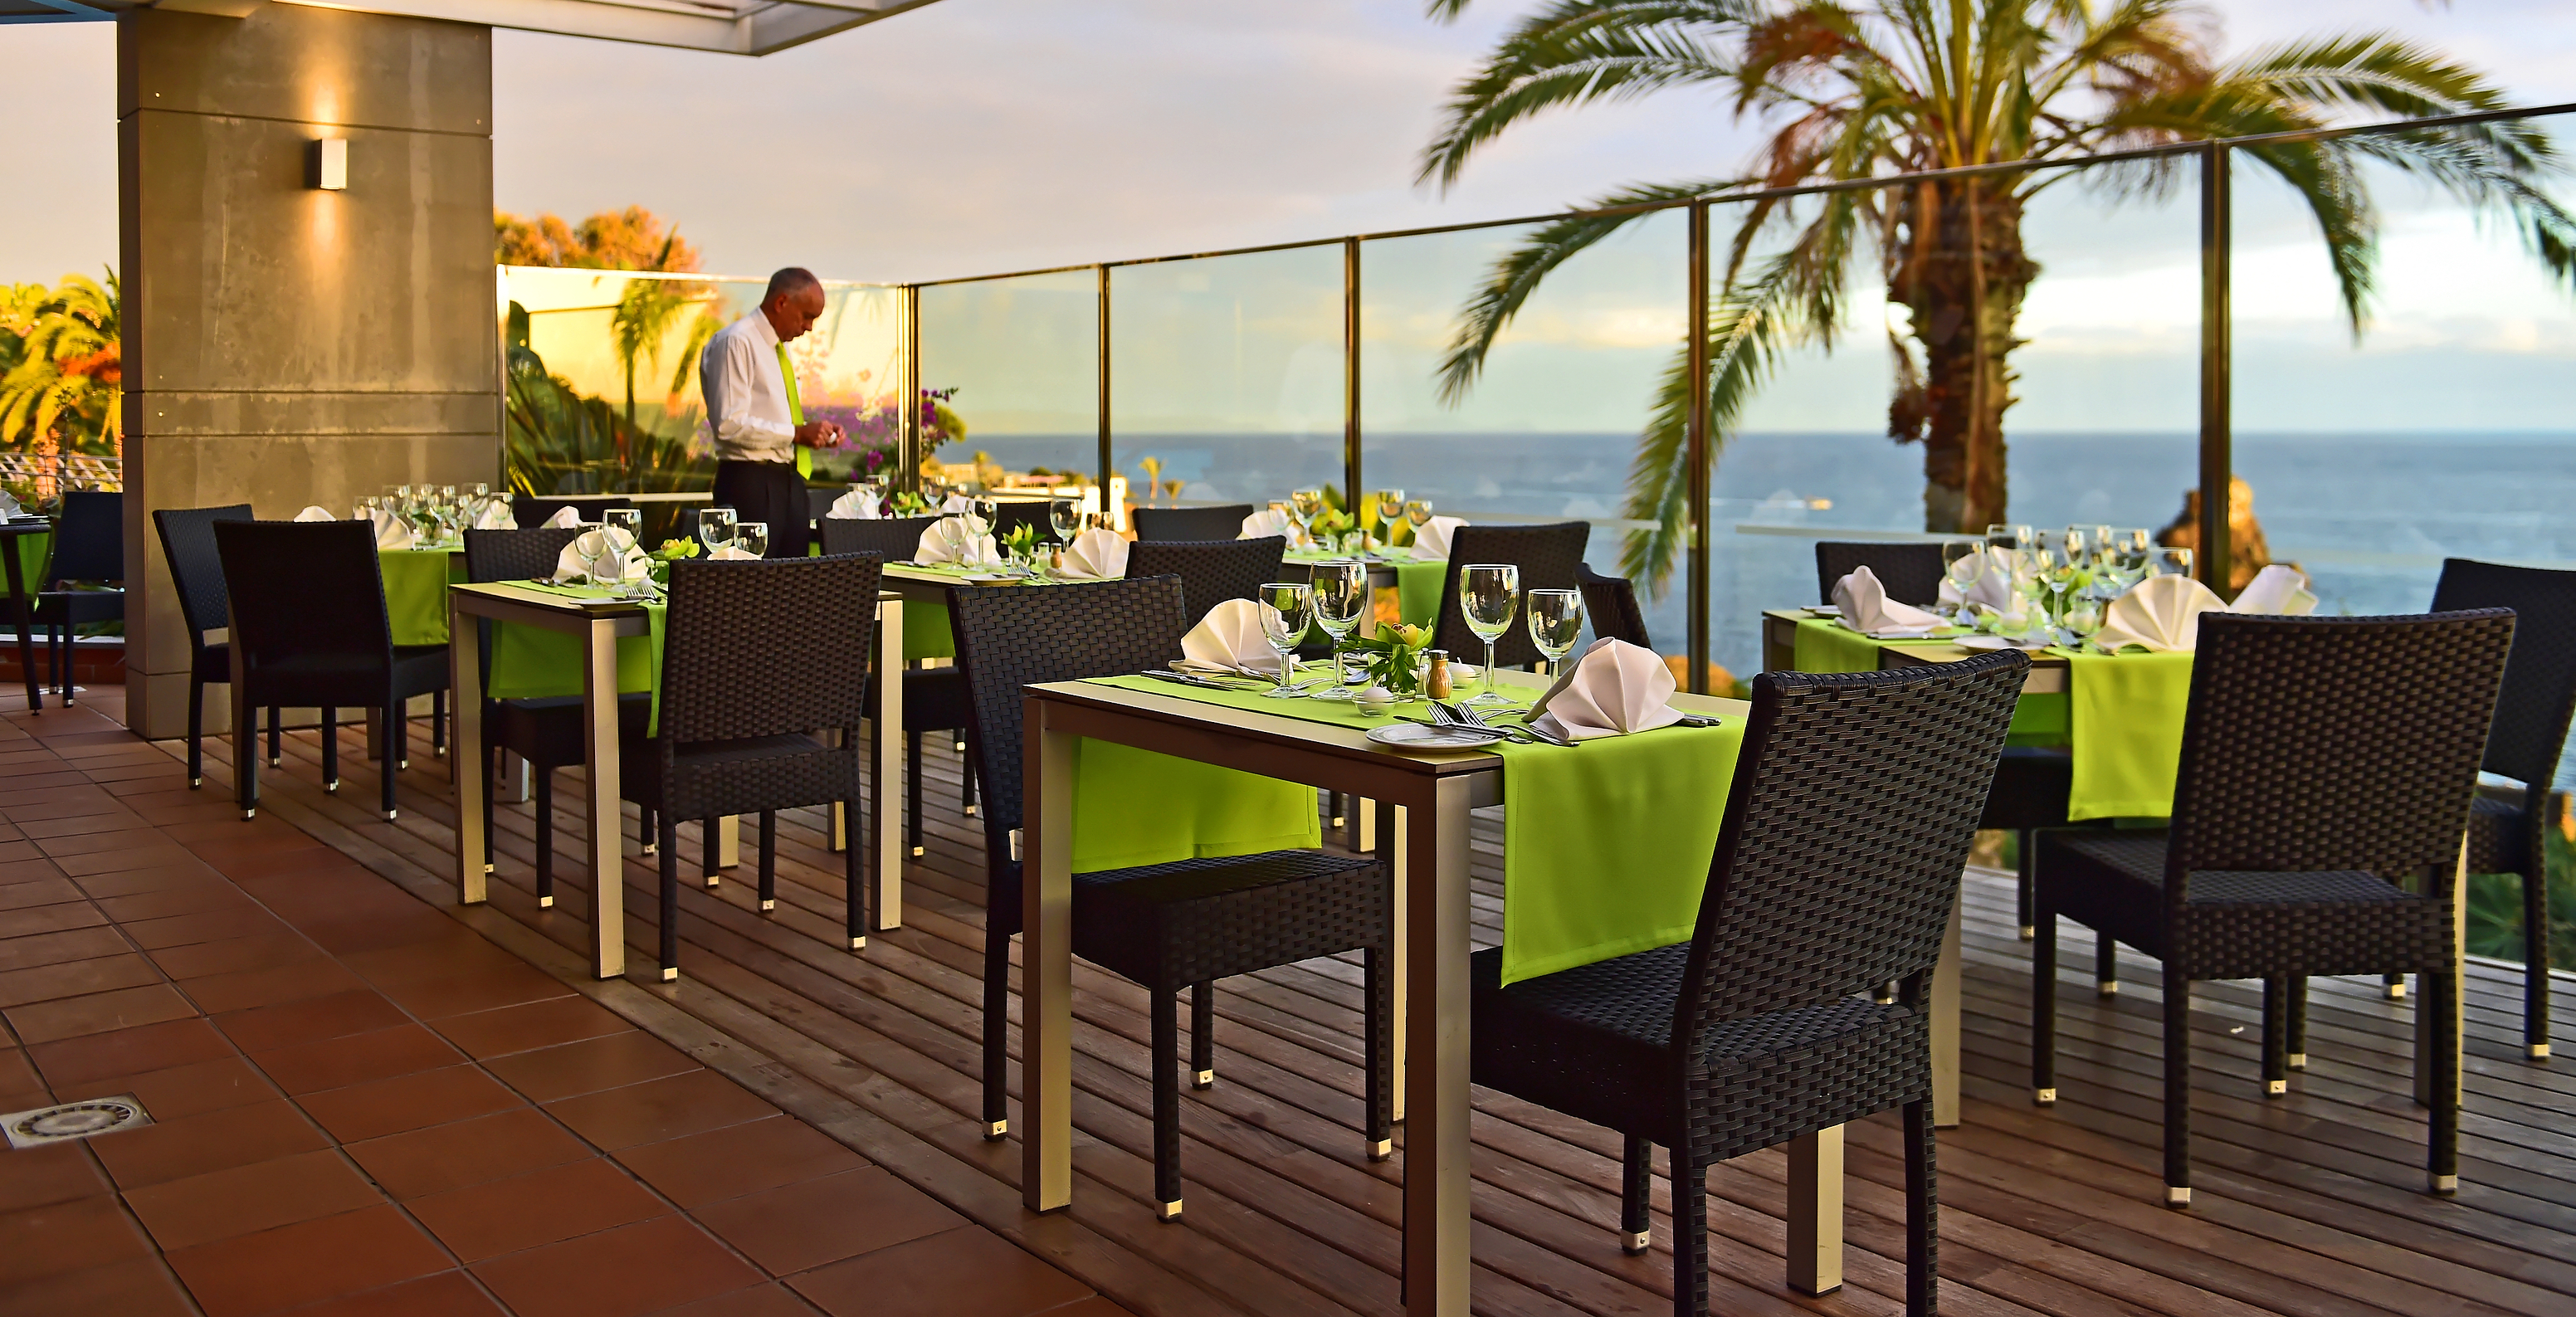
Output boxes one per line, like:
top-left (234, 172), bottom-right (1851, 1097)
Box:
top-left (700, 310), bottom-right (798, 464)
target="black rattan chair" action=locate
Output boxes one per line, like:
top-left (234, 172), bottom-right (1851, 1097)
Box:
top-left (989, 499), bottom-right (1060, 545)
top-left (1123, 536), bottom-right (1286, 619)
top-left (620, 554), bottom-right (881, 979)
top-left (2427, 559), bottom-right (2576, 1058)
top-left (949, 575), bottom-right (1389, 1219)
top-left (1576, 563), bottom-right (1651, 647)
top-left (214, 520), bottom-right (452, 821)
top-left (819, 515), bottom-right (974, 852)
top-left (1474, 651), bottom-right (2027, 1317)
top-left (34, 491), bottom-right (123, 705)
top-left (153, 504), bottom-right (280, 789)
top-left (2032, 610), bottom-right (2515, 1206)
top-left (1815, 540), bottom-right (1944, 607)
top-left (1431, 522), bottom-right (1590, 670)
top-left (1132, 505), bottom-right (1251, 542)
top-left (462, 529), bottom-right (656, 908)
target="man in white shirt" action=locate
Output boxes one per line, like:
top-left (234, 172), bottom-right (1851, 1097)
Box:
top-left (700, 267), bottom-right (843, 557)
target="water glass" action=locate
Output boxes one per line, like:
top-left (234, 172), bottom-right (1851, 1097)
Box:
top-left (602, 508), bottom-right (642, 547)
top-left (736, 522), bottom-right (769, 559)
top-left (1255, 583), bottom-right (1313, 698)
top-left (1525, 588), bottom-right (1583, 676)
top-left (700, 505), bottom-right (737, 554)
top-left (2150, 546), bottom-right (2194, 579)
top-left (1460, 563), bottom-right (1520, 705)
top-left (1372, 489), bottom-right (1405, 546)
top-left (1048, 498), bottom-right (1083, 542)
top-left (1307, 559), bottom-right (1368, 698)
top-left (1984, 523), bottom-right (2032, 555)
top-left (1404, 498), bottom-right (1434, 530)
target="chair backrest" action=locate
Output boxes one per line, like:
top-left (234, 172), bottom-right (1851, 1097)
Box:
top-left (657, 554), bottom-right (882, 744)
top-left (2430, 559), bottom-right (2576, 788)
top-left (948, 576), bottom-right (1191, 867)
top-left (1133, 505), bottom-right (1252, 543)
top-left (514, 495), bottom-right (633, 529)
top-left (818, 515), bottom-right (941, 560)
top-left (1125, 537), bottom-right (1286, 620)
top-left (1432, 522), bottom-right (1591, 667)
top-left (807, 486), bottom-right (843, 526)
top-left (153, 503), bottom-right (253, 640)
top-left (1576, 563), bottom-right (1651, 648)
top-left (213, 520), bottom-right (393, 674)
top-left (992, 500), bottom-right (1059, 544)
top-left (462, 527), bottom-right (583, 586)
top-left (48, 491), bottom-right (122, 584)
top-left (1678, 651), bottom-right (2027, 1040)
top-left (1815, 541), bottom-right (1943, 607)
top-left (2168, 611), bottom-right (2515, 886)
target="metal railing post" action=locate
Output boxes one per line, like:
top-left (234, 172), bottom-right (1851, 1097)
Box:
top-left (1097, 264), bottom-right (1114, 510)
top-left (1686, 201), bottom-right (1712, 694)
top-left (1344, 237), bottom-right (1362, 514)
top-left (2198, 141), bottom-right (2232, 592)
top-left (900, 284), bottom-right (921, 494)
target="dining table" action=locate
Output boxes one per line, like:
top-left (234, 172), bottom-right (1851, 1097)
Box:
top-left (0, 518), bottom-right (52, 711)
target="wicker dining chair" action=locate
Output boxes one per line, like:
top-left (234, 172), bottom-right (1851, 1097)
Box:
top-left (949, 575), bottom-right (1389, 1220)
top-left (1576, 563), bottom-right (1651, 648)
top-left (461, 528), bottom-right (656, 908)
top-left (2032, 610), bottom-right (2515, 1206)
top-left (213, 520), bottom-right (452, 821)
top-left (1131, 505), bottom-right (1252, 542)
top-left (1431, 522), bottom-right (1591, 669)
top-left (818, 515), bottom-right (973, 854)
top-left (1814, 540), bottom-right (1944, 607)
top-left (1474, 651), bottom-right (2026, 1317)
top-left (152, 503), bottom-right (280, 789)
top-left (34, 490), bottom-right (123, 705)
top-left (1123, 536), bottom-right (1286, 619)
top-left (2427, 559), bottom-right (2576, 1058)
top-left (619, 554), bottom-right (881, 980)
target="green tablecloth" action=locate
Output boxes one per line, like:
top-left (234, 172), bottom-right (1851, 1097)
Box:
top-left (1789, 617), bottom-right (2066, 742)
top-left (1088, 675), bottom-right (1744, 983)
top-left (485, 585), bottom-right (669, 731)
top-left (2059, 648), bottom-right (2192, 821)
top-left (8, 531), bottom-right (50, 593)
top-left (380, 549), bottom-right (466, 646)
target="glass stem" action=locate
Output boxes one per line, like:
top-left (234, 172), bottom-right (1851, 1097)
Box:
top-left (1484, 639), bottom-right (1499, 700)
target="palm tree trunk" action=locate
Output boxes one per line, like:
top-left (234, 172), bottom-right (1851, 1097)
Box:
top-left (1888, 178), bottom-right (2038, 533)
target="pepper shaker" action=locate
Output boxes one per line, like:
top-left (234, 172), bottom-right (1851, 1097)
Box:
top-left (1425, 649), bottom-right (1452, 700)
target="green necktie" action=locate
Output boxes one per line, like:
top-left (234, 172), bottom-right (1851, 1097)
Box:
top-left (776, 342), bottom-right (812, 479)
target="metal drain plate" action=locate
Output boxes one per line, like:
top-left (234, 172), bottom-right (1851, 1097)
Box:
top-left (2, 1096), bottom-right (151, 1149)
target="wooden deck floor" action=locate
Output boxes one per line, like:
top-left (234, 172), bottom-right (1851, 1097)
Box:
top-left (180, 714), bottom-right (2576, 1317)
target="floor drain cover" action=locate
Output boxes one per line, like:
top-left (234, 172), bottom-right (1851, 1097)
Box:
top-left (2, 1096), bottom-right (151, 1149)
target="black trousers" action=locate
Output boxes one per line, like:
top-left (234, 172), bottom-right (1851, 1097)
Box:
top-left (711, 459), bottom-right (809, 558)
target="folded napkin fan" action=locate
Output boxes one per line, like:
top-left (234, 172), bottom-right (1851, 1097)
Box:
top-left (2231, 563), bottom-right (2319, 616)
top-left (2094, 572), bottom-right (2228, 652)
top-left (1182, 597), bottom-right (1286, 676)
top-left (705, 544), bottom-right (763, 561)
top-left (539, 505), bottom-right (583, 529)
top-left (827, 487), bottom-right (881, 520)
top-left (1938, 550), bottom-right (2016, 615)
top-left (1531, 637), bottom-right (1687, 742)
top-left (553, 529), bottom-right (650, 584)
top-left (367, 509), bottom-right (417, 551)
top-left (1833, 564), bottom-right (1944, 638)
top-left (914, 517), bottom-right (999, 567)
top-left (938, 493), bottom-right (974, 515)
top-left (292, 506), bottom-right (334, 522)
top-left (1057, 527), bottom-right (1129, 579)
top-left (1240, 507), bottom-right (1291, 539)
top-left (1410, 515), bottom-right (1468, 560)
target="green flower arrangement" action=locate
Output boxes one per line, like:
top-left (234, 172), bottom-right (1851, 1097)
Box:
top-left (648, 536), bottom-right (699, 585)
top-left (1346, 622), bottom-right (1432, 697)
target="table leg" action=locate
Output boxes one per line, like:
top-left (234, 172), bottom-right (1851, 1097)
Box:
top-left (872, 597), bottom-right (904, 929)
top-left (1375, 798), bottom-right (1405, 1124)
top-left (1403, 777), bottom-right (1473, 1316)
top-left (452, 599), bottom-right (487, 905)
top-left (3, 537), bottom-right (37, 713)
top-left (2416, 837), bottom-right (2468, 1109)
top-left (1022, 698), bottom-right (1076, 1212)
top-left (1786, 1128), bottom-right (1845, 1295)
top-left (583, 617), bottom-right (625, 981)
top-left (1356, 796), bottom-right (1377, 853)
top-left (1931, 886), bottom-right (1962, 1128)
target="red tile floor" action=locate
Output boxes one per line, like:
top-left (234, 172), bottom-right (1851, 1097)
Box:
top-left (0, 694), bottom-right (1127, 1317)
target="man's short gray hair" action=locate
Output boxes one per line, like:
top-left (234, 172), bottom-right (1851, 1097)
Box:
top-left (764, 267), bottom-right (822, 303)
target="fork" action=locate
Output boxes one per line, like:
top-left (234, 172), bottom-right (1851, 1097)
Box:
top-left (1437, 701), bottom-right (1561, 747)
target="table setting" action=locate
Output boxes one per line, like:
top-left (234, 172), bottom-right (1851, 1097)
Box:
top-left (1265, 487), bottom-right (1460, 629)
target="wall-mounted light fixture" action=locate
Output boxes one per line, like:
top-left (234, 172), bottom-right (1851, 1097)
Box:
top-left (307, 138), bottom-right (347, 191)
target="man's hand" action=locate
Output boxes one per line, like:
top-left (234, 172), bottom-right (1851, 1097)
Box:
top-left (793, 421), bottom-right (844, 448)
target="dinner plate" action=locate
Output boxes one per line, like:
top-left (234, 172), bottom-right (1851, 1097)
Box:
top-left (1365, 723), bottom-right (1500, 751)
top-left (1805, 604), bottom-right (1841, 617)
top-left (1955, 633), bottom-right (2052, 651)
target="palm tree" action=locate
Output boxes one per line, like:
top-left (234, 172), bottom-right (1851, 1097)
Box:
top-left (1421, 1), bottom-right (2576, 593)
top-left (0, 271), bottom-right (122, 470)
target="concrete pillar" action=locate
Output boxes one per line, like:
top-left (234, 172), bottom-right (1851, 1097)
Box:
top-left (119, 4), bottom-right (496, 739)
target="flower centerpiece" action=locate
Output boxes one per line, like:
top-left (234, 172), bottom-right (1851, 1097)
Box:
top-left (1346, 622), bottom-right (1432, 698)
top-left (647, 535), bottom-right (700, 586)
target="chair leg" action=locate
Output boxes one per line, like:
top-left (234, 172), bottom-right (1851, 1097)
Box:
top-left (380, 699), bottom-right (402, 821)
top-left (2095, 934), bottom-right (2118, 996)
top-left (906, 729), bottom-right (925, 857)
top-left (1669, 1149), bottom-right (1707, 1317)
top-left (1363, 946), bottom-right (1390, 1161)
top-left (2385, 971), bottom-right (2408, 1001)
top-left (843, 794), bottom-right (866, 949)
top-left (1620, 1134), bottom-right (1652, 1254)
top-left (2164, 974), bottom-right (2192, 1206)
top-left (2016, 828), bottom-right (2036, 939)
top-left (2526, 864), bottom-right (2552, 1060)
top-left (963, 756), bottom-right (978, 817)
top-left (757, 810), bottom-right (778, 913)
top-left (701, 818), bottom-right (719, 889)
top-left (658, 812), bottom-right (680, 981)
top-left (2032, 911), bottom-right (2058, 1104)
top-left (431, 690), bottom-right (446, 757)
top-left (982, 929), bottom-right (1011, 1139)
top-left (1329, 791), bottom-right (1345, 830)
top-left (267, 705), bottom-right (282, 768)
top-left (2261, 976), bottom-right (2290, 1096)
top-left (186, 676), bottom-right (205, 788)
top-left (1904, 1098), bottom-right (1938, 1317)
top-left (641, 806), bottom-right (656, 856)
top-left (1189, 982), bottom-right (1215, 1089)
top-left (2286, 977), bottom-right (2308, 1070)
top-left (1153, 986), bottom-right (1183, 1221)
top-left (319, 708), bottom-right (339, 792)
top-left (533, 769), bottom-right (554, 908)
top-left (2428, 966), bottom-right (2459, 1194)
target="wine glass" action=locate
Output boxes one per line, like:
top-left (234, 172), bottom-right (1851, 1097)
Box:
top-left (1372, 489), bottom-right (1405, 549)
top-left (601, 508), bottom-right (642, 552)
top-left (699, 505), bottom-right (737, 555)
top-left (735, 521), bottom-right (769, 559)
top-left (1289, 488), bottom-right (1325, 534)
top-left (1525, 588), bottom-right (1583, 676)
top-left (1255, 583), bottom-right (1313, 698)
top-left (1405, 498), bottom-right (1434, 530)
top-left (1048, 498), bottom-right (1083, 544)
top-left (1460, 563), bottom-right (1520, 705)
top-left (2149, 546), bottom-right (2194, 579)
top-left (1307, 559), bottom-right (1368, 700)
top-left (1939, 537), bottom-right (1983, 616)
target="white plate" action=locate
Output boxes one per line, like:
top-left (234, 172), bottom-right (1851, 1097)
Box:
top-left (1805, 604), bottom-right (1841, 617)
top-left (1955, 633), bottom-right (2052, 651)
top-left (1366, 723), bottom-right (1500, 751)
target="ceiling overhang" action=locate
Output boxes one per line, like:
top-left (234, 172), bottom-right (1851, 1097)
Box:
top-left (3, 0), bottom-right (944, 55)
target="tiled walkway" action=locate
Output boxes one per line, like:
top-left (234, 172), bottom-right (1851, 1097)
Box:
top-left (0, 696), bottom-right (1125, 1317)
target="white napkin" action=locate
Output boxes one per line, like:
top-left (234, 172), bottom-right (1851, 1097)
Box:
top-left (827, 487), bottom-right (882, 520)
top-left (1938, 549), bottom-right (2016, 614)
top-left (368, 509), bottom-right (416, 551)
top-left (540, 505), bottom-right (582, 529)
top-left (2093, 573), bottom-right (2229, 653)
top-left (705, 544), bottom-right (764, 561)
top-left (1832, 565), bottom-right (1944, 638)
top-left (2228, 563), bottom-right (2318, 617)
top-left (938, 493), bottom-right (974, 515)
top-left (1056, 528), bottom-right (1129, 579)
top-left (1240, 507), bottom-right (1290, 539)
top-left (1411, 515), bottom-right (1468, 560)
top-left (1530, 637), bottom-right (1687, 742)
top-left (552, 529), bottom-right (650, 584)
top-left (292, 506), bottom-right (334, 522)
top-left (471, 500), bottom-right (516, 531)
top-left (915, 517), bottom-right (998, 567)
top-left (0, 490), bottom-right (22, 519)
top-left (1182, 598), bottom-right (1286, 676)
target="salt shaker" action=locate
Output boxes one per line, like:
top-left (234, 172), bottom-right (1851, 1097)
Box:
top-left (1425, 650), bottom-right (1452, 700)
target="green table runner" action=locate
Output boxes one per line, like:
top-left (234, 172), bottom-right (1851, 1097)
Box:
top-left (380, 549), bottom-right (466, 646)
top-left (1086, 675), bottom-right (1744, 984)
top-left (8, 531), bottom-right (49, 594)
top-left (2057, 648), bottom-right (2192, 821)
top-left (484, 584), bottom-right (669, 730)
top-left (1789, 617), bottom-right (2066, 743)
top-left (1285, 552), bottom-right (1446, 629)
